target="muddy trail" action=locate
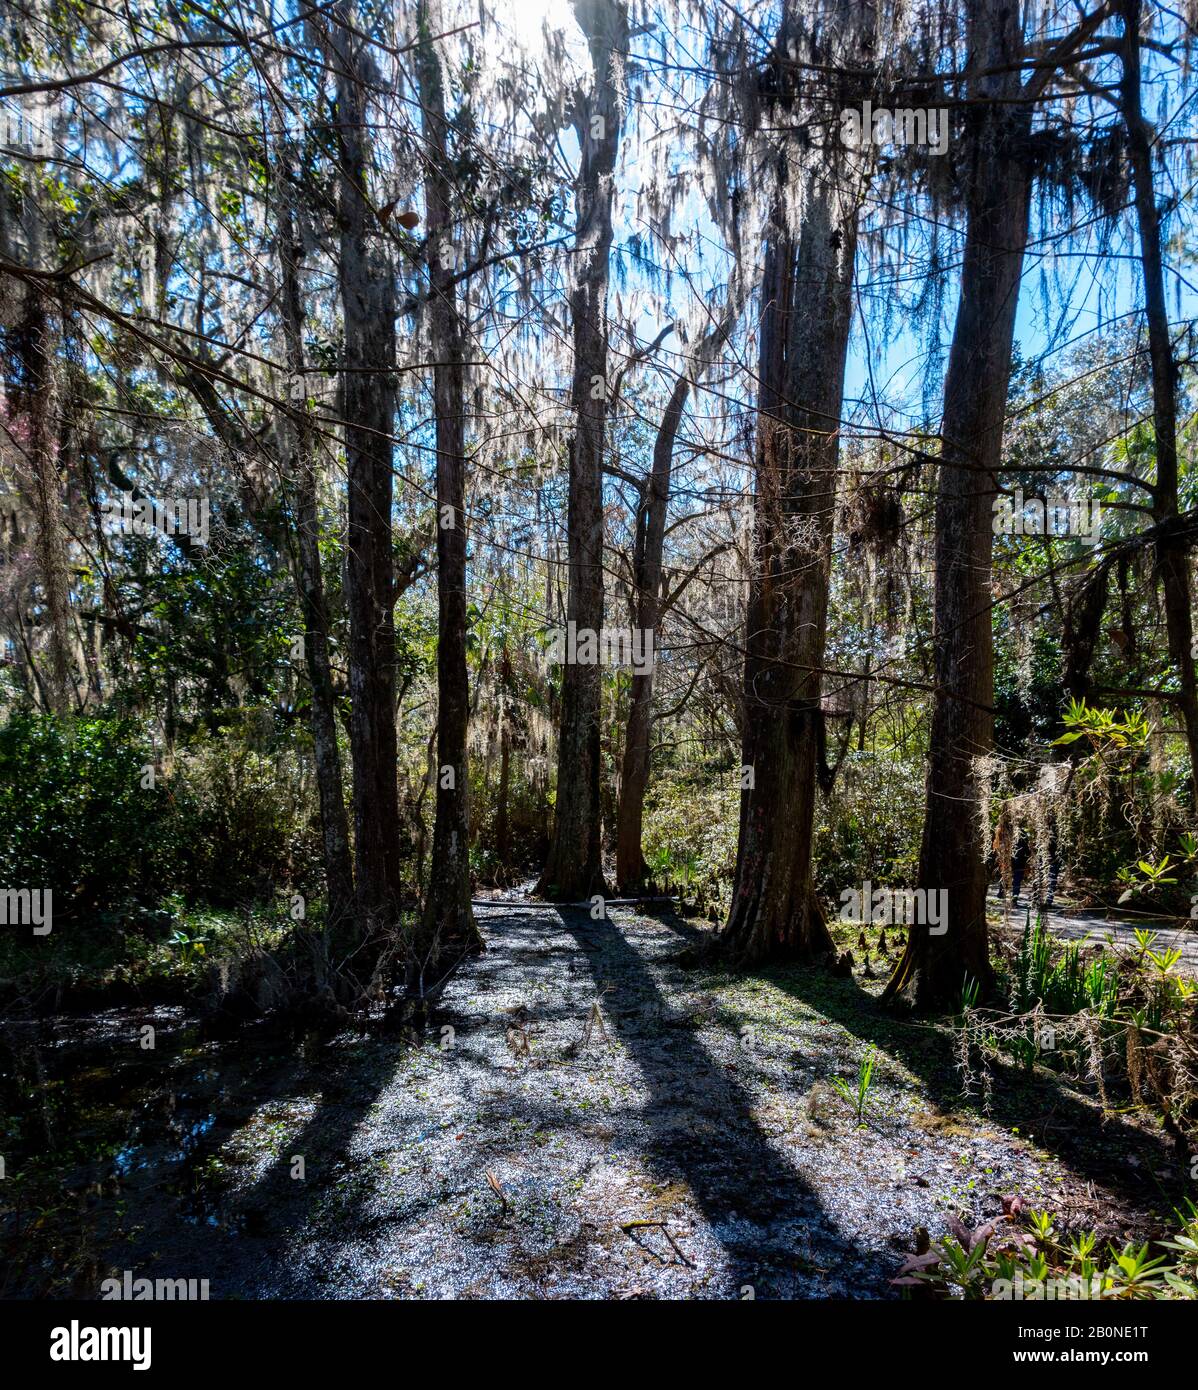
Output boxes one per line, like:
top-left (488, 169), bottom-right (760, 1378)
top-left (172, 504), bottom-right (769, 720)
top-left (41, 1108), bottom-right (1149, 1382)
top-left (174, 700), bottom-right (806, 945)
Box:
top-left (0, 902), bottom-right (1186, 1300)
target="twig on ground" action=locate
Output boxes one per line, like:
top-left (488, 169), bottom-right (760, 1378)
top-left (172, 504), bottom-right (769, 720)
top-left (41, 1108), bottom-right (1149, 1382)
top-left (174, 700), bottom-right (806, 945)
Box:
top-left (619, 1219), bottom-right (694, 1267)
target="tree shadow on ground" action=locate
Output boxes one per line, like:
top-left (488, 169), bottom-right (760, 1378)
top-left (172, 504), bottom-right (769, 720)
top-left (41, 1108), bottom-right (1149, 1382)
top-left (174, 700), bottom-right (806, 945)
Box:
top-left (633, 903), bottom-right (707, 943)
top-left (553, 904), bottom-right (891, 1297)
top-left (88, 906), bottom-right (901, 1298)
top-left (764, 963), bottom-right (1188, 1218)
top-left (218, 1034), bottom-right (431, 1297)
top-left (204, 908), bottom-right (605, 1296)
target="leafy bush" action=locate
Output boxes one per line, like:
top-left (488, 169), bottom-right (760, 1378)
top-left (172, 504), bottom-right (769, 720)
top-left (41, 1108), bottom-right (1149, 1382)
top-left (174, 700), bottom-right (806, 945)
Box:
top-left (1047, 700), bottom-right (1192, 908)
top-left (642, 775), bottom-right (739, 914)
top-left (0, 713), bottom-right (318, 926)
top-left (0, 713), bottom-right (173, 918)
top-left (168, 727), bottom-right (317, 906)
top-left (640, 751), bottom-right (925, 918)
top-left (815, 751), bottom-right (924, 897)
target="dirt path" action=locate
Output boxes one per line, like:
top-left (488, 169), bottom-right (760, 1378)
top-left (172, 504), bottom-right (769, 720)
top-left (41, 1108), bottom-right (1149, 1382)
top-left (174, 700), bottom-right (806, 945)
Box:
top-left (8, 901), bottom-right (1185, 1300)
top-left (84, 902), bottom-right (1181, 1300)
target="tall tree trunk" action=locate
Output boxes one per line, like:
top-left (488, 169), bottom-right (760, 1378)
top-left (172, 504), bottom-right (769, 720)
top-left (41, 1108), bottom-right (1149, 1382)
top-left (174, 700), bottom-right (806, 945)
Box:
top-left (1, 177), bottom-right (73, 715)
top-left (719, 145), bottom-right (861, 964)
top-left (416, 0), bottom-right (483, 965)
top-left (884, 0), bottom-right (1031, 1007)
top-left (330, 4), bottom-right (402, 933)
top-left (275, 175), bottom-right (355, 960)
top-left (495, 642), bottom-right (514, 877)
top-left (20, 292), bottom-right (73, 717)
top-left (718, 2), bottom-right (875, 967)
top-left (1120, 0), bottom-right (1198, 814)
top-left (538, 0), bottom-right (627, 901)
top-left (615, 371), bottom-right (686, 891)
top-left (615, 310), bottom-right (736, 891)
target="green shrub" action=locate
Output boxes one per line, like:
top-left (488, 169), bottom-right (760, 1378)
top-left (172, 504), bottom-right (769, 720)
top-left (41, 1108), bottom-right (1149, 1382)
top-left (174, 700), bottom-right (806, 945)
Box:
top-left (815, 751), bottom-right (924, 896)
top-left (0, 713), bottom-right (172, 918)
top-left (168, 728), bottom-right (317, 906)
top-left (896, 1197), bottom-right (1198, 1300)
top-left (642, 775), bottom-right (739, 913)
top-left (640, 751), bottom-right (925, 918)
top-left (0, 712), bottom-right (319, 926)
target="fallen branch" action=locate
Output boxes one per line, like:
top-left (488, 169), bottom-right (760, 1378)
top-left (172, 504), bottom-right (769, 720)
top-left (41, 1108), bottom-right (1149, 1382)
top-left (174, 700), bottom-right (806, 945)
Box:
top-left (619, 1219), bottom-right (694, 1268)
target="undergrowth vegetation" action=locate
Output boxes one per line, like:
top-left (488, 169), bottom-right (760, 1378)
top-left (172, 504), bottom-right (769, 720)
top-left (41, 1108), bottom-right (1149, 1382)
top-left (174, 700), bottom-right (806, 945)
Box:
top-left (897, 1196), bottom-right (1198, 1300)
top-left (954, 912), bottom-right (1198, 1158)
